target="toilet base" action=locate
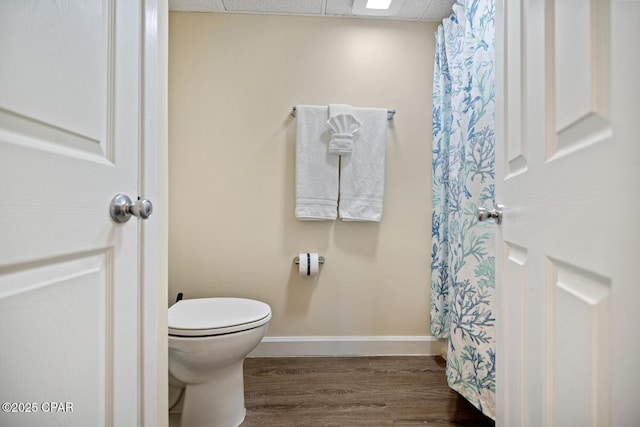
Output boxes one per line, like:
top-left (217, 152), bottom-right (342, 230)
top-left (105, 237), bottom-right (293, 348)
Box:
top-left (179, 360), bottom-right (247, 427)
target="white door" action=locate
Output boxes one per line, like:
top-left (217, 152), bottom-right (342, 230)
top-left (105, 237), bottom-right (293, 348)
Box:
top-left (0, 1), bottom-right (143, 426)
top-left (495, 0), bottom-right (640, 426)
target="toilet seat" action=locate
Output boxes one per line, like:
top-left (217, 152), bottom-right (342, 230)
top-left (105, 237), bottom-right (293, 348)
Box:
top-left (168, 297), bottom-right (272, 337)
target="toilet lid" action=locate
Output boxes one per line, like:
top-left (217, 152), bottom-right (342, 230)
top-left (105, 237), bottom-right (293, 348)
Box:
top-left (168, 297), bottom-right (272, 337)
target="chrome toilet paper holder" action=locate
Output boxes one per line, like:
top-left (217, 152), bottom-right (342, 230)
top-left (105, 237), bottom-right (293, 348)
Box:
top-left (293, 255), bottom-right (325, 265)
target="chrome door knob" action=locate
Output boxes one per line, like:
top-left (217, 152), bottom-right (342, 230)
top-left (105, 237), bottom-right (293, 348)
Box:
top-left (110, 194), bottom-right (153, 223)
top-left (478, 205), bottom-right (503, 225)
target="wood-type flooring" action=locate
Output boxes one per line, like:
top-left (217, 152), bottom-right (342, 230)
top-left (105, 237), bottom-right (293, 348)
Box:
top-left (241, 356), bottom-right (495, 426)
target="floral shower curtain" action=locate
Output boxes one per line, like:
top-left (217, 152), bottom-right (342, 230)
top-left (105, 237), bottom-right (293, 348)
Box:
top-left (431, 0), bottom-right (496, 419)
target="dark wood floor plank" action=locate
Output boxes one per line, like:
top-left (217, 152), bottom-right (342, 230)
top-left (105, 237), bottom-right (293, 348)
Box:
top-left (242, 356), bottom-right (494, 427)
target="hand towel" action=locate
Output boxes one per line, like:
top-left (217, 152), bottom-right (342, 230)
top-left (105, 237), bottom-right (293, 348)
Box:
top-left (338, 108), bottom-right (388, 222)
top-left (326, 114), bottom-right (362, 155)
top-left (327, 104), bottom-right (361, 155)
top-left (295, 105), bottom-right (339, 220)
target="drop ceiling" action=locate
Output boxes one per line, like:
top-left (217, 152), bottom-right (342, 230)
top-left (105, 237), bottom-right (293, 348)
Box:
top-left (169, 0), bottom-right (455, 21)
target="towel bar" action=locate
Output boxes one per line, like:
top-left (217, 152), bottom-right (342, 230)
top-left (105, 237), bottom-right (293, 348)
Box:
top-left (291, 106), bottom-right (396, 120)
top-left (293, 255), bottom-right (325, 265)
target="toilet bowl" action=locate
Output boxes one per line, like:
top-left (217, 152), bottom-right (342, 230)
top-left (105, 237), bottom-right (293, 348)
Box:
top-left (168, 297), bottom-right (271, 427)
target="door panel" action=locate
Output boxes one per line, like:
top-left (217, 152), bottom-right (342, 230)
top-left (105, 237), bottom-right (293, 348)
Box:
top-left (502, 243), bottom-right (527, 426)
top-left (553, 0), bottom-right (610, 155)
top-left (505, 0), bottom-right (526, 177)
top-left (551, 259), bottom-right (610, 427)
top-left (0, 1), bottom-right (140, 426)
top-left (0, 1), bottom-right (108, 142)
top-left (0, 252), bottom-right (110, 425)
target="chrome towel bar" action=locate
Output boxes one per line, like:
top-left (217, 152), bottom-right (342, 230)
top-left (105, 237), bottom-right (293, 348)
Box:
top-left (291, 106), bottom-right (396, 120)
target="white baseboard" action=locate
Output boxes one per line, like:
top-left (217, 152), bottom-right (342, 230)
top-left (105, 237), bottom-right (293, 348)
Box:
top-left (248, 336), bottom-right (446, 357)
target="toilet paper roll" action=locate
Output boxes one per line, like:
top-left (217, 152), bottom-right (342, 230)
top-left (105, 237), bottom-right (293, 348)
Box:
top-left (298, 252), bottom-right (320, 277)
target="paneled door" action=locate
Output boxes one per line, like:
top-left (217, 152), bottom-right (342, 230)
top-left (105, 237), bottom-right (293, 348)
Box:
top-left (495, 0), bottom-right (640, 426)
top-left (0, 1), bottom-right (143, 426)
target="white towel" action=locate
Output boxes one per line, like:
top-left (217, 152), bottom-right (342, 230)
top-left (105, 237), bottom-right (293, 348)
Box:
top-left (295, 105), bottom-right (338, 220)
top-left (327, 104), bottom-right (360, 155)
top-left (338, 108), bottom-right (387, 222)
top-left (329, 103), bottom-right (353, 117)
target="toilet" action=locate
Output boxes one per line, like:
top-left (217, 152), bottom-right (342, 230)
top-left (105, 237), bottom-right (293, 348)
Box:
top-left (168, 297), bottom-right (271, 427)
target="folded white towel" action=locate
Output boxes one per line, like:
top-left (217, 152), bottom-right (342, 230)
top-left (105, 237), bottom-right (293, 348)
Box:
top-left (326, 114), bottom-right (362, 156)
top-left (327, 104), bottom-right (360, 155)
top-left (338, 108), bottom-right (388, 222)
top-left (295, 105), bottom-right (338, 220)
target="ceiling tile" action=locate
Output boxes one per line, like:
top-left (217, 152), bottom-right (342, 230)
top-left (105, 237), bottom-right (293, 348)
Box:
top-left (222, 0), bottom-right (324, 15)
top-left (421, 0), bottom-right (455, 21)
top-left (324, 0), bottom-right (353, 17)
top-left (395, 0), bottom-right (431, 20)
top-left (169, 0), bottom-right (225, 12)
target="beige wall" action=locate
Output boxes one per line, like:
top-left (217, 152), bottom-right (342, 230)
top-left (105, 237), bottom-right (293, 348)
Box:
top-left (169, 12), bottom-right (437, 337)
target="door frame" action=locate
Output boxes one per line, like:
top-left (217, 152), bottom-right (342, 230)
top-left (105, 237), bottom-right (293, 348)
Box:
top-left (494, 0), bottom-right (506, 423)
top-left (141, 1), bottom-right (168, 426)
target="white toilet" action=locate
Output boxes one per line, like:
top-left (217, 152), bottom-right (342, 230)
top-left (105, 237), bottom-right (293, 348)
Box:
top-left (168, 297), bottom-right (271, 427)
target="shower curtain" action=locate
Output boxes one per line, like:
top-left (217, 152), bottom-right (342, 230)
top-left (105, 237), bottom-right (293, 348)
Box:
top-left (430, 0), bottom-right (496, 419)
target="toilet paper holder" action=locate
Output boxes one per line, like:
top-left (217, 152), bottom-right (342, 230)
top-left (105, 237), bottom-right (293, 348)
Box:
top-left (293, 255), bottom-right (325, 265)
